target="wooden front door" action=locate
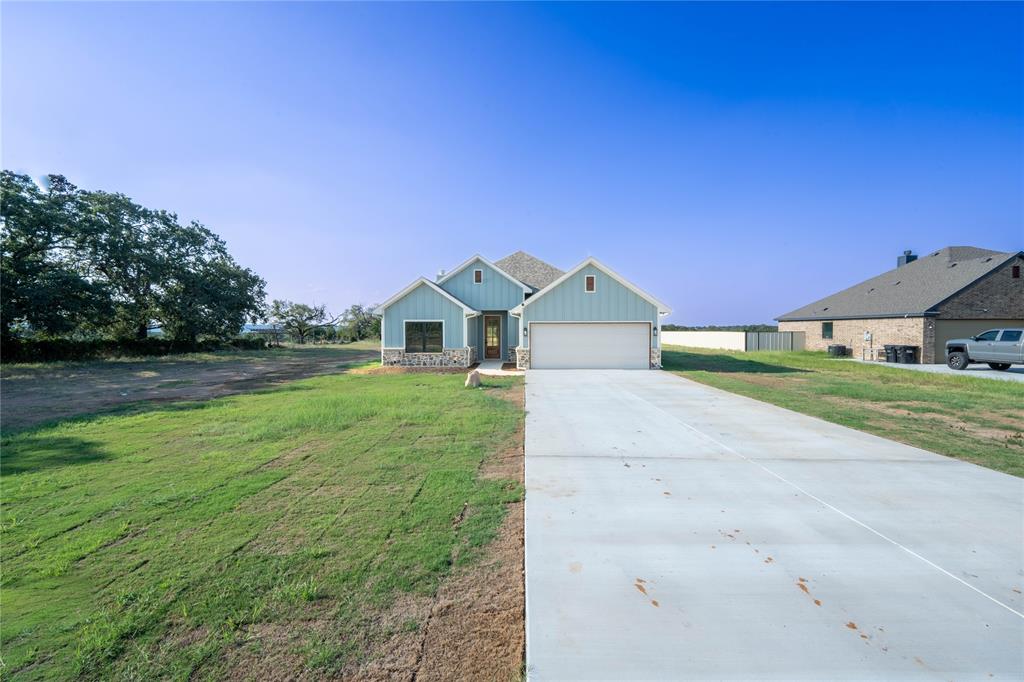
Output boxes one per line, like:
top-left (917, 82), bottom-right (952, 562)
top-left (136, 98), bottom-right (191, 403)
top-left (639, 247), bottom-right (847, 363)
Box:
top-left (484, 315), bottom-right (501, 359)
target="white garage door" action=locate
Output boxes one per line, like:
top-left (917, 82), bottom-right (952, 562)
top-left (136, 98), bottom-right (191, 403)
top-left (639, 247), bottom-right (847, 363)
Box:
top-left (530, 323), bottom-right (650, 369)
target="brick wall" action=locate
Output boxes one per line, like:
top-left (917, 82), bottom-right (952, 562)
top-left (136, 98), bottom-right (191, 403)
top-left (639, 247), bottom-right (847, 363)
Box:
top-left (935, 255), bottom-right (1024, 319)
top-left (779, 317), bottom-right (932, 363)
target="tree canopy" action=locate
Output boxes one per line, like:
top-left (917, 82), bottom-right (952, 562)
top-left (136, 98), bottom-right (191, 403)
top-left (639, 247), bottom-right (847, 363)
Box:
top-left (267, 300), bottom-right (339, 344)
top-left (338, 304), bottom-right (381, 342)
top-left (1, 171), bottom-right (266, 345)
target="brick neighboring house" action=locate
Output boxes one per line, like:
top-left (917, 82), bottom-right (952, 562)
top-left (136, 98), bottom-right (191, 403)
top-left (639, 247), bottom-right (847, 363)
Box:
top-left (777, 246), bottom-right (1024, 364)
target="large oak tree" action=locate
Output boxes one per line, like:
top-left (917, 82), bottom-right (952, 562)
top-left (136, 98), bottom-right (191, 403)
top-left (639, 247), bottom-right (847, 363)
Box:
top-left (1, 171), bottom-right (265, 345)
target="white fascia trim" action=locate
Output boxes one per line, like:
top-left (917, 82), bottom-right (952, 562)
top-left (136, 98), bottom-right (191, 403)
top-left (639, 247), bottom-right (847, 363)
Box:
top-left (517, 257), bottom-right (672, 314)
top-left (373, 277), bottom-right (480, 315)
top-left (436, 254), bottom-right (530, 292)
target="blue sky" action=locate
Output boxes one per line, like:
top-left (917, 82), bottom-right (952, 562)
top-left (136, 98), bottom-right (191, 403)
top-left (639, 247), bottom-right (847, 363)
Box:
top-left (3, 2), bottom-right (1021, 324)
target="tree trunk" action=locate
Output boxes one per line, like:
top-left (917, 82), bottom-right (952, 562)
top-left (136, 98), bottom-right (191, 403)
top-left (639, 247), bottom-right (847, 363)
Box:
top-left (135, 322), bottom-right (149, 341)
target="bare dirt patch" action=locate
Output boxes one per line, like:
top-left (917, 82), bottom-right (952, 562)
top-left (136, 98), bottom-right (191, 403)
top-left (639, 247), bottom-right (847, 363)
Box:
top-left (412, 499), bottom-right (524, 682)
top-left (481, 385), bottom-right (526, 482)
top-left (0, 345), bottom-right (377, 431)
top-left (221, 622), bottom-right (325, 682)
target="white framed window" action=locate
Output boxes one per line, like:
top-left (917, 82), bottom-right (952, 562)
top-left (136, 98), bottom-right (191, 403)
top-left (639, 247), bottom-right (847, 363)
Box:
top-left (584, 274), bottom-right (596, 293)
top-left (473, 269), bottom-right (483, 284)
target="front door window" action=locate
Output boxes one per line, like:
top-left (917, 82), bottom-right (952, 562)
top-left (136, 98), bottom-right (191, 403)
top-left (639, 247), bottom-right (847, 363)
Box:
top-left (484, 316), bottom-right (501, 359)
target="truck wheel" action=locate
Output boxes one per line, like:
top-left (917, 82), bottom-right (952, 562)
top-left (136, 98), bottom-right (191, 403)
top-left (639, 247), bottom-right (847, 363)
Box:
top-left (947, 352), bottom-right (969, 370)
top-left (987, 363), bottom-right (1011, 371)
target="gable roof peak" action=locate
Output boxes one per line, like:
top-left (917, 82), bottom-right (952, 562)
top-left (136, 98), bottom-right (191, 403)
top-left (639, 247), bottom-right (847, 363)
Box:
top-left (926, 245), bottom-right (1005, 263)
top-left (435, 254), bottom-right (530, 291)
top-left (514, 256), bottom-right (671, 315)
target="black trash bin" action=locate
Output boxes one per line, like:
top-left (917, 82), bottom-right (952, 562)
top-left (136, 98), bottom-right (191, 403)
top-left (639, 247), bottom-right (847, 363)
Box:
top-left (899, 346), bottom-right (919, 364)
top-left (883, 345), bottom-right (898, 363)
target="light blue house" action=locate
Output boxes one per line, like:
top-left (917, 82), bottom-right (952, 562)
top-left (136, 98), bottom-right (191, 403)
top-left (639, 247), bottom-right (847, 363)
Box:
top-left (375, 251), bottom-right (671, 369)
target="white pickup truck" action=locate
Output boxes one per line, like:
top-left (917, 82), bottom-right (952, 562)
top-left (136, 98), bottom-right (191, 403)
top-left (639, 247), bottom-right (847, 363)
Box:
top-left (945, 328), bottom-right (1024, 370)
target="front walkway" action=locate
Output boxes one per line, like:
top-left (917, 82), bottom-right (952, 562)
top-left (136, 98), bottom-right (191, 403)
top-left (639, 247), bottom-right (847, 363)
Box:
top-left (475, 359), bottom-right (524, 376)
top-left (525, 369), bottom-right (1023, 680)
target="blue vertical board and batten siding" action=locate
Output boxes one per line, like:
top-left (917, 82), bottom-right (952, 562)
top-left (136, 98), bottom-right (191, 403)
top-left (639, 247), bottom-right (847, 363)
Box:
top-left (520, 264), bottom-right (658, 349)
top-left (439, 259), bottom-right (525, 312)
top-left (467, 315), bottom-right (479, 351)
top-left (507, 315), bottom-right (519, 352)
top-left (382, 283), bottom-right (465, 348)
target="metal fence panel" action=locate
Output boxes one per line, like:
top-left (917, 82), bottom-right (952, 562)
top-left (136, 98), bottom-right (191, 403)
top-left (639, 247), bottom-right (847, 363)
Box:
top-left (745, 331), bottom-right (805, 352)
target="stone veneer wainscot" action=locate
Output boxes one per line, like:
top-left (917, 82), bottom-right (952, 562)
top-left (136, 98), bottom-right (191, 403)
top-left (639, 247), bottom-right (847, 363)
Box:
top-left (382, 348), bottom-right (473, 368)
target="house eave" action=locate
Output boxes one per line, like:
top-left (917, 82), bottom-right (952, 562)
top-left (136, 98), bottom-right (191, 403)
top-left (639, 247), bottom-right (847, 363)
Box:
top-left (373, 277), bottom-right (479, 316)
top-left (776, 311), bottom-right (937, 322)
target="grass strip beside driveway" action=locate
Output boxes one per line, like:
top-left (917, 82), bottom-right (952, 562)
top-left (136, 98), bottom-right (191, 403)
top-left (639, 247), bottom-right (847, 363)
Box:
top-left (1, 370), bottom-right (523, 680)
top-left (663, 347), bottom-right (1024, 477)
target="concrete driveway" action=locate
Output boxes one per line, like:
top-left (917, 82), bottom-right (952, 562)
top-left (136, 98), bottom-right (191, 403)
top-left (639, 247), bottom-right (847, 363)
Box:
top-left (854, 360), bottom-right (1024, 383)
top-left (524, 370), bottom-right (1023, 681)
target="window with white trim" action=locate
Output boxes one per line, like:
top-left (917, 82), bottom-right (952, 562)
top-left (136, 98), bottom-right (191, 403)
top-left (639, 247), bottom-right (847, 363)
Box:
top-left (473, 269), bottom-right (483, 284)
top-left (584, 274), bottom-right (596, 293)
top-left (405, 321), bottom-right (443, 353)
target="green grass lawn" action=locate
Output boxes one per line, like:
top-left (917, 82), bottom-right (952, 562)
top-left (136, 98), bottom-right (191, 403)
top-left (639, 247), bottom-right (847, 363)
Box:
top-left (1, 369), bottom-right (523, 680)
top-left (663, 347), bottom-right (1024, 477)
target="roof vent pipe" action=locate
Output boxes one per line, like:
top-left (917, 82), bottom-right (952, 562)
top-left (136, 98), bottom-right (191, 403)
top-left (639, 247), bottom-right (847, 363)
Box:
top-left (897, 250), bottom-right (917, 268)
top-left (436, 269), bottom-right (446, 281)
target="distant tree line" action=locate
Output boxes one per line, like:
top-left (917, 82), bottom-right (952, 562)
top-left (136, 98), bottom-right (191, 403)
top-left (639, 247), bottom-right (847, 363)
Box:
top-left (264, 301), bottom-right (380, 345)
top-left (1, 171), bottom-right (266, 349)
top-left (662, 324), bottom-right (778, 332)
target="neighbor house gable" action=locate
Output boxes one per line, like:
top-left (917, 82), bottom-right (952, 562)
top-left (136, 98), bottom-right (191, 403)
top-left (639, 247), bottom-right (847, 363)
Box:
top-left (933, 252), bottom-right (1024, 320)
top-left (437, 256), bottom-right (527, 312)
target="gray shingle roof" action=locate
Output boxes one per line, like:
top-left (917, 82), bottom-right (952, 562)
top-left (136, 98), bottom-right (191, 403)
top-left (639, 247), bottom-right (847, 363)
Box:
top-left (494, 251), bottom-right (564, 292)
top-left (777, 246), bottom-right (1022, 321)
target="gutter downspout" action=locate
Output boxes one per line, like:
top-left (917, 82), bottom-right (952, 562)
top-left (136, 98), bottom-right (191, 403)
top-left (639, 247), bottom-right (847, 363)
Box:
top-left (509, 308), bottom-right (524, 351)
